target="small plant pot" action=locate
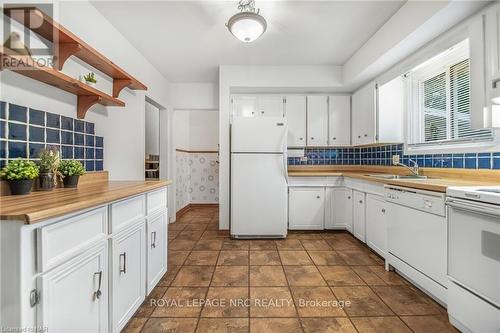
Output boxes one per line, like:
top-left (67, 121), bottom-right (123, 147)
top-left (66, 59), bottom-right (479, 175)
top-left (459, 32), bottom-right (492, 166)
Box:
top-left (63, 175), bottom-right (80, 188)
top-left (8, 179), bottom-right (34, 195)
top-left (38, 172), bottom-right (55, 191)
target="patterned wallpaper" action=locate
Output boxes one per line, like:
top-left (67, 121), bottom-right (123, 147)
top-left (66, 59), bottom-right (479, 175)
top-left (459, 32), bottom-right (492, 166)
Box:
top-left (175, 150), bottom-right (219, 212)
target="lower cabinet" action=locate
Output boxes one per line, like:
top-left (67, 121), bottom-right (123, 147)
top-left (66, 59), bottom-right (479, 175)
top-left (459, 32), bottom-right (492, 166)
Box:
top-left (38, 242), bottom-right (108, 333)
top-left (365, 194), bottom-right (387, 258)
top-left (325, 188), bottom-right (353, 232)
top-left (288, 187), bottom-right (325, 230)
top-left (353, 190), bottom-right (366, 242)
top-left (111, 222), bottom-right (146, 332)
top-left (147, 212), bottom-right (168, 293)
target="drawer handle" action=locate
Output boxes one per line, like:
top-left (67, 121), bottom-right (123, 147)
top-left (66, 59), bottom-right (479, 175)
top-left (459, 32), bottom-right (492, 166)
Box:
top-left (93, 271), bottom-right (103, 301)
top-left (151, 231), bottom-right (157, 249)
top-left (120, 252), bottom-right (127, 274)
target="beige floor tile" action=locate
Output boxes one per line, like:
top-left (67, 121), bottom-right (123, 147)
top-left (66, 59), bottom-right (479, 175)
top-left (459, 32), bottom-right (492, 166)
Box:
top-left (184, 224), bottom-right (209, 231)
top-left (169, 223), bottom-right (188, 231)
top-left (279, 250), bottom-right (313, 265)
top-left (249, 251), bottom-right (281, 265)
top-left (185, 251), bottom-right (220, 265)
top-left (193, 240), bottom-right (224, 251)
top-left (331, 286), bottom-right (393, 317)
top-left (318, 266), bottom-right (366, 286)
top-left (122, 317), bottom-right (148, 333)
top-left (250, 266), bottom-right (287, 286)
top-left (142, 318), bottom-right (198, 333)
top-left (275, 239), bottom-right (304, 250)
top-left (400, 315), bottom-right (459, 333)
top-left (157, 265), bottom-right (181, 287)
top-left (250, 287), bottom-right (296, 317)
top-left (301, 239), bottom-right (332, 250)
top-left (196, 318), bottom-right (249, 333)
top-left (169, 251), bottom-right (190, 265)
top-left (201, 287), bottom-right (249, 318)
top-left (222, 240), bottom-right (250, 250)
top-left (135, 286), bottom-right (168, 317)
top-left (249, 240), bottom-right (277, 250)
top-left (172, 266), bottom-right (214, 287)
top-left (211, 266), bottom-right (249, 287)
top-left (336, 249), bottom-right (379, 265)
top-left (284, 266), bottom-right (327, 286)
top-left (290, 286), bottom-right (346, 317)
top-left (151, 287), bottom-right (207, 317)
top-left (217, 251), bottom-right (249, 265)
top-left (307, 251), bottom-right (346, 265)
top-left (250, 318), bottom-right (302, 333)
top-left (367, 265), bottom-right (409, 285)
top-left (301, 318), bottom-right (357, 333)
top-left (372, 285), bottom-right (445, 316)
top-left (351, 266), bottom-right (387, 286)
top-left (288, 233), bottom-right (324, 240)
top-left (351, 317), bottom-right (412, 333)
top-left (177, 230), bottom-right (205, 241)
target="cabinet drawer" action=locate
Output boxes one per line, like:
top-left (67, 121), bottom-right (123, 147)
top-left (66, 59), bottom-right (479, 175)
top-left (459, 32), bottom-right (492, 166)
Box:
top-left (111, 195), bottom-right (146, 233)
top-left (38, 207), bottom-right (107, 272)
top-left (147, 188), bottom-right (167, 215)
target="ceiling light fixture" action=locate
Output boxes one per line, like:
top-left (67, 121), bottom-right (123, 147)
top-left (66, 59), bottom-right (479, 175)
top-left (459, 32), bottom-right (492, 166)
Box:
top-left (226, 0), bottom-right (267, 43)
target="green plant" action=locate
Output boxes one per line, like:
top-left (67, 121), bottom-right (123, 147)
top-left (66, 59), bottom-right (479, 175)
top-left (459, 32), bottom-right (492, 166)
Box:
top-left (0, 159), bottom-right (39, 180)
top-left (83, 72), bottom-right (97, 84)
top-left (59, 160), bottom-right (85, 177)
top-left (38, 146), bottom-right (61, 173)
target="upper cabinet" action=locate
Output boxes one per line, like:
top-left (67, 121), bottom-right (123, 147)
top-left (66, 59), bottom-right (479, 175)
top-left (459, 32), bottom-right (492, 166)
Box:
top-left (328, 95), bottom-right (351, 146)
top-left (470, 3), bottom-right (500, 128)
top-left (231, 95), bottom-right (284, 118)
top-left (307, 95), bottom-right (329, 146)
top-left (351, 82), bottom-right (376, 145)
top-left (286, 95), bottom-right (307, 147)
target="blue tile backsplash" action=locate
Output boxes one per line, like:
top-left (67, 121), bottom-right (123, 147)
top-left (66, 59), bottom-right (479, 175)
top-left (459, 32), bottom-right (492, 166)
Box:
top-left (0, 101), bottom-right (104, 171)
top-left (288, 144), bottom-right (500, 170)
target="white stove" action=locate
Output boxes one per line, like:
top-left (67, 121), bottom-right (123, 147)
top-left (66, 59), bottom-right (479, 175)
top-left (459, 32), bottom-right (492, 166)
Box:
top-left (447, 185), bottom-right (500, 205)
top-left (445, 186), bottom-right (500, 333)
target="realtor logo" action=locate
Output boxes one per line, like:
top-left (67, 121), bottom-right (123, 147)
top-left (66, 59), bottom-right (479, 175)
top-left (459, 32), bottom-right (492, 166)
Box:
top-left (2, 4), bottom-right (54, 69)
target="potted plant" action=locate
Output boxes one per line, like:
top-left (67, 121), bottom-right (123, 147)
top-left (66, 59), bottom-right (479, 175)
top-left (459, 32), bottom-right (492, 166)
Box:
top-left (0, 159), bottom-right (39, 195)
top-left (38, 147), bottom-right (62, 191)
top-left (59, 160), bottom-right (85, 188)
top-left (82, 72), bottom-right (97, 87)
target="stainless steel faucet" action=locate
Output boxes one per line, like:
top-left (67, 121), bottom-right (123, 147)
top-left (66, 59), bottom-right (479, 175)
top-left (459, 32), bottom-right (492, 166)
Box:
top-left (394, 158), bottom-right (420, 176)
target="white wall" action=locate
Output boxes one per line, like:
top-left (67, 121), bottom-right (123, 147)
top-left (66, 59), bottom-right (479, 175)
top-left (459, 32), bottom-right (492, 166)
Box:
top-left (145, 102), bottom-right (160, 156)
top-left (0, 1), bottom-right (173, 180)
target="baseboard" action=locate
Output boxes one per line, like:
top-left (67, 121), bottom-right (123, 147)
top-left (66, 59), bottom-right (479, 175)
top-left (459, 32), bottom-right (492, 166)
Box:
top-left (176, 203), bottom-right (219, 218)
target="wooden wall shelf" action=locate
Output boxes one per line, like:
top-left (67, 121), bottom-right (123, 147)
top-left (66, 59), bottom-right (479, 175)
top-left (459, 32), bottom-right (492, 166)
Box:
top-left (4, 6), bottom-right (147, 98)
top-left (0, 47), bottom-right (125, 119)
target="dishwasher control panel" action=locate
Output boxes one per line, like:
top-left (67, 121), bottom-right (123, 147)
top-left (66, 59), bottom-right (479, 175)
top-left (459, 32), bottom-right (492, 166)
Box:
top-left (385, 186), bottom-right (446, 217)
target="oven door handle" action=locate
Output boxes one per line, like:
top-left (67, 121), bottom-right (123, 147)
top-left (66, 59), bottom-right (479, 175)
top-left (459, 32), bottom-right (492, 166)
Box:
top-left (446, 199), bottom-right (500, 218)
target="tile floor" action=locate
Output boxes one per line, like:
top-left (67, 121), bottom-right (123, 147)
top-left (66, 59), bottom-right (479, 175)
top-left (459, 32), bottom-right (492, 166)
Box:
top-left (122, 206), bottom-right (458, 333)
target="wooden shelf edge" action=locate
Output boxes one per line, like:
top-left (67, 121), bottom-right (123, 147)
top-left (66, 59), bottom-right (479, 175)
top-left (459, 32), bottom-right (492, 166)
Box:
top-left (1, 47), bottom-right (125, 119)
top-left (4, 6), bottom-right (148, 95)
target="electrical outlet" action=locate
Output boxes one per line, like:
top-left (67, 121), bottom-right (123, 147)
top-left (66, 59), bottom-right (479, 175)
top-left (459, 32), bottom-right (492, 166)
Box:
top-left (392, 155), bottom-right (400, 165)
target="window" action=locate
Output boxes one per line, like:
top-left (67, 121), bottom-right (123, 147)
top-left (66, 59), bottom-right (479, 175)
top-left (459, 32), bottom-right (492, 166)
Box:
top-left (406, 40), bottom-right (493, 148)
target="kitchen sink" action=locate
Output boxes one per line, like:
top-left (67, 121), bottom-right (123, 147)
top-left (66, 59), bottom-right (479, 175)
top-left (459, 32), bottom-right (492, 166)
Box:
top-left (365, 174), bottom-right (430, 180)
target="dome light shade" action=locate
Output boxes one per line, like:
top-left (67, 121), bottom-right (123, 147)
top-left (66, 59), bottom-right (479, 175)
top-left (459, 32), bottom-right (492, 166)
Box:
top-left (227, 12), bottom-right (266, 43)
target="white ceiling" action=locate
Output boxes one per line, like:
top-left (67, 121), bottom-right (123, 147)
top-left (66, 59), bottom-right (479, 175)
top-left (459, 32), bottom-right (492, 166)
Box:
top-left (92, 1), bottom-right (405, 83)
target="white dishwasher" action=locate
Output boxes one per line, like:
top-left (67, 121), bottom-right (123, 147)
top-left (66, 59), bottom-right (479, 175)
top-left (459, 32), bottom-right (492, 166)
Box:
top-left (385, 185), bottom-right (447, 304)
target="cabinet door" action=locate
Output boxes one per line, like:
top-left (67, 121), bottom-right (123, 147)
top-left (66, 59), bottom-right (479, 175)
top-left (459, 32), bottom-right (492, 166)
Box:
top-left (353, 190), bottom-right (366, 242)
top-left (286, 95), bottom-right (306, 147)
top-left (328, 95), bottom-right (351, 146)
top-left (39, 243), bottom-right (108, 333)
top-left (288, 187), bottom-right (325, 230)
top-left (258, 95), bottom-right (284, 117)
top-left (352, 84), bottom-right (375, 145)
top-left (366, 194), bottom-right (387, 258)
top-left (111, 223), bottom-right (146, 332)
top-left (147, 212), bottom-right (167, 294)
top-left (232, 95), bottom-right (259, 117)
top-left (325, 188), bottom-right (353, 231)
top-left (306, 96), bottom-right (328, 146)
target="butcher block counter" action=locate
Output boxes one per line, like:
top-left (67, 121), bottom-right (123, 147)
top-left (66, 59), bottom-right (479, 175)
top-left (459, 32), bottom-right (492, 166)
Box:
top-left (288, 165), bottom-right (500, 192)
top-left (0, 180), bottom-right (172, 223)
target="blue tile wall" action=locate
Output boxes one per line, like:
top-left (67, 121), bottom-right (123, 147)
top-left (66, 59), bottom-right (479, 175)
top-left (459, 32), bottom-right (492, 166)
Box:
top-left (0, 101), bottom-right (104, 172)
top-left (288, 143), bottom-right (500, 170)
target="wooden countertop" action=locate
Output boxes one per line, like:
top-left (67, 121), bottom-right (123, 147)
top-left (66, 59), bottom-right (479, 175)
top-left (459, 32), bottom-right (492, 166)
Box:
top-left (288, 166), bottom-right (500, 193)
top-left (0, 180), bottom-right (172, 224)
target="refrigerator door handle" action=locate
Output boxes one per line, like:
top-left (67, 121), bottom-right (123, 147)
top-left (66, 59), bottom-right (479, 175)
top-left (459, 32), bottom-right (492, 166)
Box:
top-left (282, 129), bottom-right (289, 185)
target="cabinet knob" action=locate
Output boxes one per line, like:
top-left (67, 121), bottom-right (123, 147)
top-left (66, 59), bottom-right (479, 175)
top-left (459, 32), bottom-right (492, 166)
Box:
top-left (261, 111), bottom-right (264, 114)
top-left (332, 137), bottom-right (336, 140)
top-left (358, 135), bottom-right (361, 138)
top-left (382, 208), bottom-right (386, 213)
top-left (359, 200), bottom-right (363, 204)
top-left (316, 195), bottom-right (321, 199)
top-left (311, 137), bottom-right (314, 140)
top-left (364, 134), bottom-right (368, 137)
top-left (299, 137), bottom-right (303, 140)
top-left (347, 196), bottom-right (351, 199)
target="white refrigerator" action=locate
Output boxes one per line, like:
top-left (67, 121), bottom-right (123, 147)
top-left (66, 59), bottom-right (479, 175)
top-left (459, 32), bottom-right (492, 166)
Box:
top-left (230, 116), bottom-right (288, 238)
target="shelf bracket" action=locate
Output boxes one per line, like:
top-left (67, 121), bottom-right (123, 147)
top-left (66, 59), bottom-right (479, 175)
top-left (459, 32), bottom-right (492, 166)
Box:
top-left (55, 43), bottom-right (82, 70)
top-left (77, 95), bottom-right (102, 119)
top-left (113, 79), bottom-right (132, 98)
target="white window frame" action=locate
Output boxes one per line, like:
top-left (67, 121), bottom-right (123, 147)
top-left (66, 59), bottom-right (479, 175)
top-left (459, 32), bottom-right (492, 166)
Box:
top-left (404, 40), bottom-right (499, 154)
